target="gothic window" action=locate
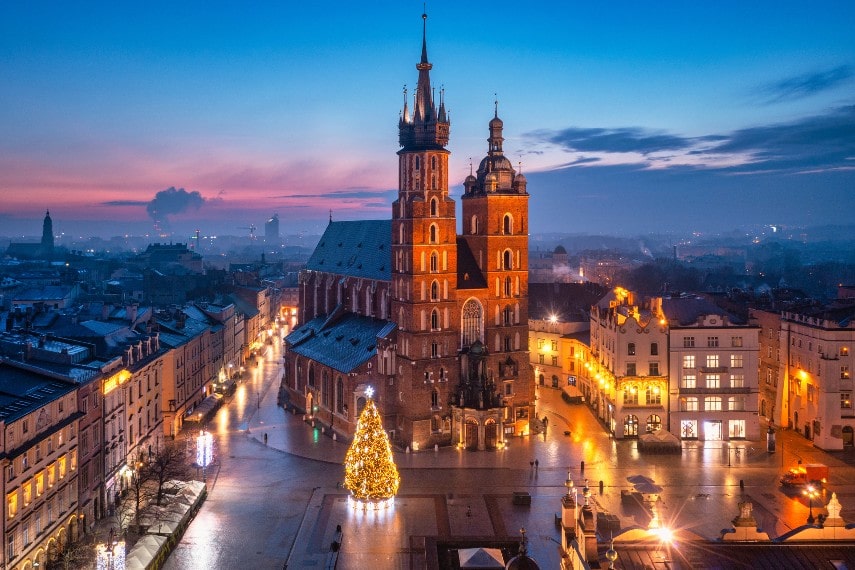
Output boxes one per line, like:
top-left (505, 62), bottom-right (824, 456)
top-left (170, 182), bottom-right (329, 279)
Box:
top-left (504, 277), bottom-right (512, 297)
top-left (462, 299), bottom-right (483, 346)
top-left (431, 389), bottom-right (439, 408)
top-left (431, 309), bottom-right (439, 330)
top-left (336, 377), bottom-right (344, 413)
top-left (430, 280), bottom-right (439, 301)
top-left (308, 365), bottom-right (315, 387)
top-left (503, 250), bottom-right (513, 270)
top-left (415, 156), bottom-right (421, 170)
top-left (431, 156), bottom-right (436, 170)
top-left (504, 336), bottom-right (512, 352)
top-left (430, 198), bottom-right (438, 217)
top-left (322, 372), bottom-right (331, 407)
top-left (503, 306), bottom-right (512, 325)
top-left (503, 214), bottom-right (513, 235)
top-left (429, 224), bottom-right (438, 244)
top-left (430, 251), bottom-right (439, 272)
top-left (470, 215), bottom-right (478, 235)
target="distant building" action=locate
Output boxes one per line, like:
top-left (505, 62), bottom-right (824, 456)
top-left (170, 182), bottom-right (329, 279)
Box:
top-left (264, 213), bottom-right (280, 243)
top-left (5, 210), bottom-right (55, 260)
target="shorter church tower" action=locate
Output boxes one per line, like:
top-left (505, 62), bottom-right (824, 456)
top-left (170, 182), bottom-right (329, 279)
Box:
top-left (41, 209), bottom-right (54, 258)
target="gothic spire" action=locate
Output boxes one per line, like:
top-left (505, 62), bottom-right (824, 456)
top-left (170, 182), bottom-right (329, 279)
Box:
top-left (399, 11), bottom-right (449, 150)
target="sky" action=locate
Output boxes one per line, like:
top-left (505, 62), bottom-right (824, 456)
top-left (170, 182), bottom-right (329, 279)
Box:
top-left (1, 1), bottom-right (854, 240)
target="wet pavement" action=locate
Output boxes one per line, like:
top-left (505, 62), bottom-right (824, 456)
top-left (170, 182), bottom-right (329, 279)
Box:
top-left (164, 341), bottom-right (855, 569)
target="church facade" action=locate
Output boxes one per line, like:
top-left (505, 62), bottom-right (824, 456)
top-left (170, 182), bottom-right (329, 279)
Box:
top-left (283, 15), bottom-right (533, 451)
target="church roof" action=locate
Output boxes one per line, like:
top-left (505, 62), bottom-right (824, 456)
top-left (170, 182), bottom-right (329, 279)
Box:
top-left (285, 312), bottom-right (396, 374)
top-left (307, 220), bottom-right (391, 281)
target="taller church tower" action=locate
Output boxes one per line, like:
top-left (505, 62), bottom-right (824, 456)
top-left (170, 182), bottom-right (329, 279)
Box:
top-left (391, 13), bottom-right (459, 447)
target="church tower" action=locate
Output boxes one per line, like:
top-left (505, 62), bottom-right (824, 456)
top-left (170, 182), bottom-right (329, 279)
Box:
top-left (41, 209), bottom-right (54, 258)
top-left (458, 105), bottom-right (532, 438)
top-left (391, 13), bottom-right (458, 448)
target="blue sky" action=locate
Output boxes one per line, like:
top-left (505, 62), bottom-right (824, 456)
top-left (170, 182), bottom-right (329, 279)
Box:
top-left (1, 1), bottom-right (853, 239)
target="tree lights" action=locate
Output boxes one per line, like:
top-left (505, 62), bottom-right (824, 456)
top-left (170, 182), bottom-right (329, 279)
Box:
top-left (343, 388), bottom-right (400, 509)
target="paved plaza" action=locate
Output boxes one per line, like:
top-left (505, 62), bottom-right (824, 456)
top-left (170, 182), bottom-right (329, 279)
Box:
top-left (163, 343), bottom-right (855, 569)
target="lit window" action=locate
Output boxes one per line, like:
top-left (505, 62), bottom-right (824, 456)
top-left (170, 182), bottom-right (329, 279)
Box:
top-left (730, 354), bottom-right (743, 368)
top-left (706, 354), bottom-right (719, 368)
top-left (683, 355), bottom-right (695, 369)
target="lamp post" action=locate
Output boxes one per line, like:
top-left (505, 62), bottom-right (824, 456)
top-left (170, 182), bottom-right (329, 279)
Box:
top-left (95, 527), bottom-right (125, 570)
top-left (804, 484), bottom-right (819, 524)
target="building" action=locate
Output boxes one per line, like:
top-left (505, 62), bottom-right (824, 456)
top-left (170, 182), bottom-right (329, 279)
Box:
top-left (749, 308), bottom-right (783, 425)
top-left (589, 288), bottom-right (669, 438)
top-left (0, 359), bottom-right (81, 570)
top-left (5, 211), bottom-right (55, 261)
top-left (284, 14), bottom-right (534, 451)
top-left (665, 295), bottom-right (761, 442)
top-left (264, 213), bottom-right (280, 243)
top-left (779, 300), bottom-right (855, 449)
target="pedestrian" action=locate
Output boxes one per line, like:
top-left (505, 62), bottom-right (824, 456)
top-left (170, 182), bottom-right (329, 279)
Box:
top-left (530, 460), bottom-right (534, 469)
top-left (467, 505), bottom-right (472, 517)
top-left (264, 433), bottom-right (268, 445)
top-left (535, 459), bottom-right (539, 470)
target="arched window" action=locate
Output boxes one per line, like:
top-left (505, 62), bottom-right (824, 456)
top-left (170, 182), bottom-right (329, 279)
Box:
top-left (624, 384), bottom-right (638, 405)
top-left (308, 365), bottom-right (315, 387)
top-left (504, 277), bottom-right (512, 297)
top-left (624, 415), bottom-right (639, 437)
top-left (503, 306), bottom-right (512, 325)
top-left (503, 214), bottom-right (513, 235)
top-left (322, 371), bottom-right (331, 407)
top-left (646, 384), bottom-right (662, 405)
top-left (430, 280), bottom-right (439, 301)
top-left (429, 224), bottom-right (438, 244)
top-left (431, 155), bottom-right (436, 170)
top-left (430, 197), bottom-right (438, 217)
top-left (646, 414), bottom-right (662, 433)
top-left (470, 215), bottom-right (478, 235)
top-left (431, 309), bottom-right (439, 330)
top-left (430, 251), bottom-right (439, 272)
top-left (461, 299), bottom-right (483, 346)
top-left (336, 377), bottom-right (344, 413)
top-left (398, 223), bottom-right (404, 244)
top-left (503, 250), bottom-right (513, 270)
top-left (415, 156), bottom-right (421, 170)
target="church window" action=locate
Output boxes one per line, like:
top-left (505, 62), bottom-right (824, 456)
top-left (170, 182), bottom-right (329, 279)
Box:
top-left (462, 300), bottom-right (483, 346)
top-left (504, 336), bottom-right (512, 352)
top-left (503, 250), bottom-right (513, 270)
top-left (415, 156), bottom-right (421, 170)
top-left (470, 215), bottom-right (478, 235)
top-left (336, 377), bottom-right (344, 414)
top-left (308, 365), bottom-right (315, 387)
top-left (431, 309), bottom-right (439, 330)
top-left (430, 251), bottom-right (438, 272)
top-left (430, 198), bottom-right (438, 217)
top-left (431, 343), bottom-right (439, 358)
top-left (504, 277), bottom-right (512, 297)
top-left (431, 175), bottom-right (436, 190)
top-left (429, 224), bottom-right (438, 244)
top-left (503, 306), bottom-right (512, 325)
top-left (430, 280), bottom-right (439, 301)
top-left (503, 214), bottom-right (513, 235)
top-left (431, 156), bottom-right (436, 170)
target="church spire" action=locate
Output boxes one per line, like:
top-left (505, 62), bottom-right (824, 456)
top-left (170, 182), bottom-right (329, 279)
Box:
top-left (398, 11), bottom-right (449, 150)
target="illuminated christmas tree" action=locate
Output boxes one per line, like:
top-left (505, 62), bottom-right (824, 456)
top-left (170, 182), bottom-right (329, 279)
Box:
top-left (343, 387), bottom-right (400, 508)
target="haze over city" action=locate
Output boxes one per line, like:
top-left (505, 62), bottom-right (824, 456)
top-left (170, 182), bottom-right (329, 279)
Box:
top-left (1, 1), bottom-right (853, 239)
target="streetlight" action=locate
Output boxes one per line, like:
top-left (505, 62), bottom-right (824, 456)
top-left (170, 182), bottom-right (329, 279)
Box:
top-left (803, 484), bottom-right (819, 524)
top-left (95, 527), bottom-right (125, 570)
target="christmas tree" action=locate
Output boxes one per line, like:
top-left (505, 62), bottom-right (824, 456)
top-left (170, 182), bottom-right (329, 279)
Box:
top-left (343, 389), bottom-right (400, 507)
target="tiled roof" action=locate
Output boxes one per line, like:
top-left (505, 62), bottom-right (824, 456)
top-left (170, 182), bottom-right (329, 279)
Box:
top-left (286, 313), bottom-right (395, 374)
top-left (0, 363), bottom-right (77, 422)
top-left (662, 296), bottom-right (744, 326)
top-left (307, 220), bottom-right (391, 281)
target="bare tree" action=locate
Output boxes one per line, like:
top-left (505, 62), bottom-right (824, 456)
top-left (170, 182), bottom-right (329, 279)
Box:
top-left (149, 439), bottom-right (193, 505)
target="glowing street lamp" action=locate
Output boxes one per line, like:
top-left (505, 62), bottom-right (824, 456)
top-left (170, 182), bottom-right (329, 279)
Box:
top-left (803, 484), bottom-right (819, 524)
top-left (96, 527), bottom-right (126, 570)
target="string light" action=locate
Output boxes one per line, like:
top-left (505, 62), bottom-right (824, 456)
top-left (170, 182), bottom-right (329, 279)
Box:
top-left (343, 394), bottom-right (399, 509)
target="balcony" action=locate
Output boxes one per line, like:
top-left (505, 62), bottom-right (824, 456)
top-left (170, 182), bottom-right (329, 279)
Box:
top-left (700, 366), bottom-right (728, 374)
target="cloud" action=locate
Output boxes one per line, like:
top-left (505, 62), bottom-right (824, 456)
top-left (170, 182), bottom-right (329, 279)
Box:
top-left (756, 65), bottom-right (853, 105)
top-left (528, 103), bottom-right (855, 175)
top-left (537, 127), bottom-right (694, 154)
top-left (146, 187), bottom-right (206, 221)
top-left (101, 199), bottom-right (149, 207)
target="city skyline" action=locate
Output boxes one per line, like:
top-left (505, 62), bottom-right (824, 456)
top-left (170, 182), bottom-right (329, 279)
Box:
top-left (2, 1), bottom-right (854, 239)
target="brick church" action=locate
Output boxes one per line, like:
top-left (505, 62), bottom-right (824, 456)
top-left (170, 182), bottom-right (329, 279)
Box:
top-left (283, 14), bottom-right (533, 451)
